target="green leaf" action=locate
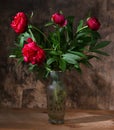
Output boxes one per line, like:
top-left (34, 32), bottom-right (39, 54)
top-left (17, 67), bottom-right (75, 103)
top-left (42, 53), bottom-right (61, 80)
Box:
top-left (17, 57), bottom-right (24, 65)
top-left (62, 53), bottom-right (81, 64)
top-left (85, 61), bottom-right (93, 67)
top-left (87, 55), bottom-right (101, 60)
top-left (76, 32), bottom-right (86, 39)
top-left (92, 31), bottom-right (101, 39)
top-left (63, 53), bottom-right (81, 60)
top-left (23, 32), bottom-right (31, 38)
top-left (10, 46), bottom-right (22, 58)
top-left (93, 41), bottom-right (110, 50)
top-left (30, 11), bottom-right (34, 19)
top-left (28, 64), bottom-right (36, 71)
top-left (81, 60), bottom-right (93, 68)
top-left (63, 57), bottom-right (76, 64)
top-left (77, 20), bottom-right (84, 32)
top-left (9, 55), bottom-right (16, 58)
top-left (89, 40), bottom-right (97, 49)
top-left (47, 58), bottom-right (56, 65)
top-left (66, 31), bottom-right (70, 42)
top-left (50, 50), bottom-right (62, 56)
top-left (68, 50), bottom-right (87, 58)
top-left (74, 64), bottom-right (82, 73)
top-left (59, 10), bottom-right (63, 14)
top-left (45, 22), bottom-right (53, 27)
top-left (59, 59), bottom-right (66, 71)
top-left (28, 28), bottom-right (36, 42)
top-left (91, 50), bottom-right (109, 56)
top-left (18, 32), bottom-right (30, 42)
top-left (19, 36), bottom-right (24, 48)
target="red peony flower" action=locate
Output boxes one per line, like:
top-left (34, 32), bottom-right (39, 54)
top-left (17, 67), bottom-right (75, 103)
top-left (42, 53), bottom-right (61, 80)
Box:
top-left (51, 13), bottom-right (67, 27)
top-left (22, 38), bottom-right (45, 65)
top-left (26, 38), bottom-right (33, 43)
top-left (11, 12), bottom-right (28, 34)
top-left (87, 17), bottom-right (100, 31)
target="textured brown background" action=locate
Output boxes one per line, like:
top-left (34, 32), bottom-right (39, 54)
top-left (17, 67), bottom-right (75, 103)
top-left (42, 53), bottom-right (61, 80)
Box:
top-left (0, 0), bottom-right (114, 110)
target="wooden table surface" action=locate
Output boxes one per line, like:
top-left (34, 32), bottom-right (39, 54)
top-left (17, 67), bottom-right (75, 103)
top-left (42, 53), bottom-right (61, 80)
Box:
top-left (0, 108), bottom-right (114, 130)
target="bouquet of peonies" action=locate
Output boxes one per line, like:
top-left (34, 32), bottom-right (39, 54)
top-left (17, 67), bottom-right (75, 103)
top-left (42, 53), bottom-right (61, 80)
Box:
top-left (9, 11), bottom-right (110, 77)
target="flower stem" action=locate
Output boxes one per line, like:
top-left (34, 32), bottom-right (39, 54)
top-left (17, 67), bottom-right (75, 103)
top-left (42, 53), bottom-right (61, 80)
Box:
top-left (76, 25), bottom-right (88, 33)
top-left (28, 28), bottom-right (36, 42)
top-left (28, 25), bottom-right (50, 43)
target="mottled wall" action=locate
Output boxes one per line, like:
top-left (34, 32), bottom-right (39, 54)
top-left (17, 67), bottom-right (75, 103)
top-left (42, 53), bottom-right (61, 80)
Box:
top-left (0, 0), bottom-right (114, 110)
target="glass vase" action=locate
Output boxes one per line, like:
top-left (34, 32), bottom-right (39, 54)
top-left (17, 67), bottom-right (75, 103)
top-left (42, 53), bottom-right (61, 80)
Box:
top-left (47, 71), bottom-right (66, 124)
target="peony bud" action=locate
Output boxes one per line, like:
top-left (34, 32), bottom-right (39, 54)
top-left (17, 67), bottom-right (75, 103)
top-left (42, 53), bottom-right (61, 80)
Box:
top-left (87, 17), bottom-right (100, 31)
top-left (51, 13), bottom-right (67, 27)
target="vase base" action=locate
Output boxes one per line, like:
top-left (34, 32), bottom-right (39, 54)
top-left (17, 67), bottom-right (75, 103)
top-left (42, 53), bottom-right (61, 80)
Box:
top-left (48, 119), bottom-right (64, 124)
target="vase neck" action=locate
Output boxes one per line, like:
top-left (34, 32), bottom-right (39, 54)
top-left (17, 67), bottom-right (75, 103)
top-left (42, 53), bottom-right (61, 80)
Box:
top-left (50, 71), bottom-right (63, 81)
